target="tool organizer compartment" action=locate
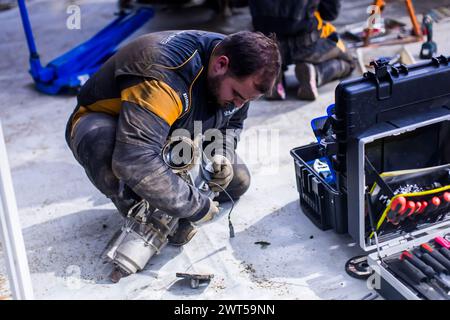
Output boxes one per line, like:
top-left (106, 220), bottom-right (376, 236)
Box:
top-left (362, 119), bottom-right (450, 300)
top-left (368, 230), bottom-right (450, 300)
top-left (291, 144), bottom-right (347, 233)
top-left (354, 118), bottom-right (450, 250)
top-left (290, 56), bottom-right (450, 299)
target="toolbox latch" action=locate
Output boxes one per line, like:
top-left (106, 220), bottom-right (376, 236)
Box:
top-left (431, 55), bottom-right (449, 66)
top-left (364, 58), bottom-right (394, 101)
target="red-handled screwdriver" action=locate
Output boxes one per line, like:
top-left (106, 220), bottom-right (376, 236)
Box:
top-left (415, 202), bottom-right (422, 213)
top-left (442, 192), bottom-right (450, 209)
top-left (435, 237), bottom-right (450, 261)
top-left (443, 192), bottom-right (450, 203)
top-left (435, 236), bottom-right (450, 249)
top-left (401, 201), bottom-right (416, 220)
top-left (417, 201), bottom-right (428, 214)
top-left (401, 251), bottom-right (435, 277)
top-left (432, 196), bottom-right (441, 208)
top-left (387, 196), bottom-right (407, 224)
top-left (421, 243), bottom-right (450, 272)
top-left (392, 196), bottom-right (407, 213)
top-left (401, 250), bottom-right (450, 292)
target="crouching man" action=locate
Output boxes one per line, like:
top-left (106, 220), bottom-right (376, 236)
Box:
top-left (65, 30), bottom-right (281, 245)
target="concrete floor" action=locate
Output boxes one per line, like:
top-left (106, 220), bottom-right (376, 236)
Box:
top-left (0, 0), bottom-right (450, 300)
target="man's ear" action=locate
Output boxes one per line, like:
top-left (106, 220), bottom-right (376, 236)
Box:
top-left (212, 55), bottom-right (229, 76)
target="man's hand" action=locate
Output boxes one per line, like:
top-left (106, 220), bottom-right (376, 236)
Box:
top-left (195, 198), bottom-right (220, 224)
top-left (208, 155), bottom-right (234, 192)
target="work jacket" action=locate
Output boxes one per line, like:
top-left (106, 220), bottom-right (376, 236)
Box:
top-left (249, 0), bottom-right (340, 37)
top-left (66, 30), bottom-right (249, 221)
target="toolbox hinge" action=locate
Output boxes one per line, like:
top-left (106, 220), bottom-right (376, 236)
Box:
top-left (380, 238), bottom-right (408, 252)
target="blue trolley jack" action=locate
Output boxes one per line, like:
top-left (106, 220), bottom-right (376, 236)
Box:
top-left (18, 0), bottom-right (154, 95)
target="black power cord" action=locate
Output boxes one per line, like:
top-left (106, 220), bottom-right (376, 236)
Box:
top-left (207, 181), bottom-right (235, 238)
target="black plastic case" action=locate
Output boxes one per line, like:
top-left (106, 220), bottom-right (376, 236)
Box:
top-left (290, 56), bottom-right (450, 299)
top-left (291, 144), bottom-right (347, 233)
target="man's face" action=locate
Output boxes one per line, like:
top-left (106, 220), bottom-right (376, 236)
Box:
top-left (207, 55), bottom-right (264, 108)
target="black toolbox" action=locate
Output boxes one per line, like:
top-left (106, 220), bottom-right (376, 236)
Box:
top-left (290, 56), bottom-right (450, 299)
top-left (291, 143), bottom-right (347, 233)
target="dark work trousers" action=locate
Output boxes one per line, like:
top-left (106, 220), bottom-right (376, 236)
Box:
top-left (67, 112), bottom-right (251, 217)
top-left (278, 30), bottom-right (355, 86)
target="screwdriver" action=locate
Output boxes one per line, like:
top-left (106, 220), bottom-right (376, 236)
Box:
top-left (387, 196), bottom-right (406, 224)
top-left (401, 251), bottom-right (435, 277)
top-left (389, 259), bottom-right (448, 299)
top-left (431, 196), bottom-right (441, 210)
top-left (392, 196), bottom-right (407, 213)
top-left (444, 192), bottom-right (450, 202)
top-left (443, 192), bottom-right (450, 209)
top-left (415, 202), bottom-right (422, 214)
top-left (417, 200), bottom-right (428, 214)
top-left (388, 199), bottom-right (414, 224)
top-left (413, 248), bottom-right (448, 275)
top-left (435, 236), bottom-right (450, 261)
top-left (401, 251), bottom-right (450, 292)
top-left (399, 258), bottom-right (427, 284)
top-left (400, 201), bottom-right (416, 221)
top-left (421, 243), bottom-right (450, 272)
top-left (408, 201), bottom-right (422, 219)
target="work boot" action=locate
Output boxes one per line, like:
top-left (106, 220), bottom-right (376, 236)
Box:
top-left (295, 63), bottom-right (319, 101)
top-left (168, 219), bottom-right (198, 247)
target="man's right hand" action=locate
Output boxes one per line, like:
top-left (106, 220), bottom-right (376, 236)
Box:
top-left (195, 198), bottom-right (220, 224)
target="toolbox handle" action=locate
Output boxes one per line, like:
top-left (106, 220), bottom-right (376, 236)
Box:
top-left (364, 58), bottom-right (395, 101)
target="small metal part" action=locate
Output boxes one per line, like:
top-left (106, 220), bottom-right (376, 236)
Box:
top-left (176, 273), bottom-right (214, 289)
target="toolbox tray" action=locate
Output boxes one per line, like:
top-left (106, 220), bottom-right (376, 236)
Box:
top-left (290, 143), bottom-right (347, 233)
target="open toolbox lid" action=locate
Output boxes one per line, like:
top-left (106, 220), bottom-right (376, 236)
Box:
top-left (355, 115), bottom-right (450, 252)
top-left (330, 56), bottom-right (450, 253)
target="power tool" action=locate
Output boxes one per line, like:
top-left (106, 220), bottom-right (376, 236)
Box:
top-left (103, 135), bottom-right (217, 282)
top-left (420, 14), bottom-right (437, 59)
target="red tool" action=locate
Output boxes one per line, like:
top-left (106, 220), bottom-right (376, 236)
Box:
top-left (443, 192), bottom-right (450, 203)
top-left (387, 196), bottom-right (407, 224)
top-left (442, 192), bottom-right (450, 209)
top-left (401, 250), bottom-right (450, 293)
top-left (403, 201), bottom-right (416, 218)
top-left (435, 236), bottom-right (450, 249)
top-left (432, 196), bottom-right (441, 208)
top-left (415, 201), bottom-right (422, 213)
top-left (417, 200), bottom-right (428, 214)
top-left (421, 243), bottom-right (450, 272)
top-left (388, 199), bottom-right (415, 224)
top-left (435, 237), bottom-right (450, 261)
top-left (392, 196), bottom-right (407, 213)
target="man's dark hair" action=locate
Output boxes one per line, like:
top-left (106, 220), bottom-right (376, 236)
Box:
top-left (214, 31), bottom-right (281, 94)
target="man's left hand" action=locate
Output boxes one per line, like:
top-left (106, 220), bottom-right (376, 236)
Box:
top-left (208, 155), bottom-right (234, 192)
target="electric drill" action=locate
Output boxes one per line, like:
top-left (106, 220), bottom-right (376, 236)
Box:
top-left (420, 14), bottom-right (437, 59)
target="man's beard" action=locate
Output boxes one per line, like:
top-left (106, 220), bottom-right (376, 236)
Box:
top-left (207, 74), bottom-right (226, 107)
